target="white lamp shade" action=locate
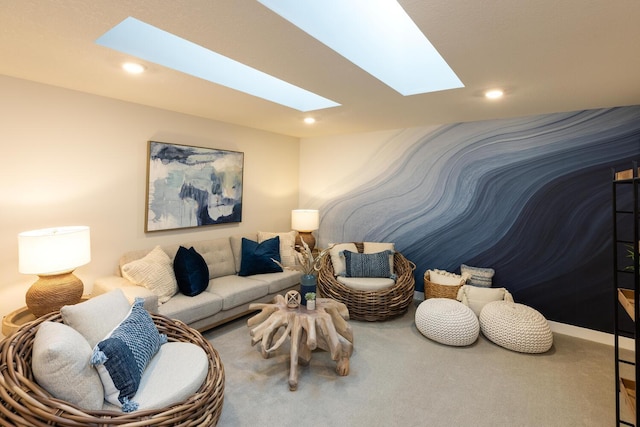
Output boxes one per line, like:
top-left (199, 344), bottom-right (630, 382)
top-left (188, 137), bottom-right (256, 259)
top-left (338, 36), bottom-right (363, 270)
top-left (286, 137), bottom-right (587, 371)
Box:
top-left (18, 226), bottom-right (91, 275)
top-left (291, 209), bottom-right (319, 232)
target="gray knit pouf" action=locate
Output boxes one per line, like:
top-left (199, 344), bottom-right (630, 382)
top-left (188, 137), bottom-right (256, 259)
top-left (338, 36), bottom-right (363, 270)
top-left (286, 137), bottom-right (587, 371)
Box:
top-left (415, 298), bottom-right (479, 346)
top-left (479, 301), bottom-right (553, 354)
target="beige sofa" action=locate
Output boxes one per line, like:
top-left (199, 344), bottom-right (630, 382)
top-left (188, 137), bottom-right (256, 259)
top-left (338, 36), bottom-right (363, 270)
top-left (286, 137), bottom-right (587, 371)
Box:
top-left (93, 233), bottom-right (302, 332)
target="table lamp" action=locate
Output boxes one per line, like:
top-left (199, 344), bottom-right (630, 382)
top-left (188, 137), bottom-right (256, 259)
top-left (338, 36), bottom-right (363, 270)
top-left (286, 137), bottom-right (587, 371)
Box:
top-left (18, 226), bottom-right (91, 317)
top-left (291, 209), bottom-right (319, 252)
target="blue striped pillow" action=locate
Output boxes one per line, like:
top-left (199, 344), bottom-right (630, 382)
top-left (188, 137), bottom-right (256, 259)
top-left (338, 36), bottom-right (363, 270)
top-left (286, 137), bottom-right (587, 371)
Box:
top-left (344, 250), bottom-right (393, 278)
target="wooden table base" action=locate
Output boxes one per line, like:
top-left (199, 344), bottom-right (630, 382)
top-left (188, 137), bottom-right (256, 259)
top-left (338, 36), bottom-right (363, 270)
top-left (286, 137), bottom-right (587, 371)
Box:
top-left (248, 295), bottom-right (354, 391)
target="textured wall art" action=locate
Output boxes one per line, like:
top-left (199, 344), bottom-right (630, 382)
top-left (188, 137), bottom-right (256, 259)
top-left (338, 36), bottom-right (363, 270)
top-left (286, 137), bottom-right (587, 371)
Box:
top-left (145, 141), bottom-right (243, 232)
top-left (315, 107), bottom-right (640, 332)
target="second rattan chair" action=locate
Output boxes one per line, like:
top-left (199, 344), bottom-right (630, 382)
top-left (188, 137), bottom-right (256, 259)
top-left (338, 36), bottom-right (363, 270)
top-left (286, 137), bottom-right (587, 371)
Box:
top-left (317, 243), bottom-right (416, 321)
top-left (0, 311), bottom-right (225, 426)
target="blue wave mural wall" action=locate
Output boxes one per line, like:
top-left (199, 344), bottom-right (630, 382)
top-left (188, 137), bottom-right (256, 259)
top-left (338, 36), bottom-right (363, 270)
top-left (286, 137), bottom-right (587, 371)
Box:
top-left (319, 107), bottom-right (640, 332)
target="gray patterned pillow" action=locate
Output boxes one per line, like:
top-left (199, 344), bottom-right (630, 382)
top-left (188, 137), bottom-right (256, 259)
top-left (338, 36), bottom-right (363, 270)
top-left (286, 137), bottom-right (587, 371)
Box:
top-left (344, 250), bottom-right (394, 278)
top-left (461, 264), bottom-right (495, 288)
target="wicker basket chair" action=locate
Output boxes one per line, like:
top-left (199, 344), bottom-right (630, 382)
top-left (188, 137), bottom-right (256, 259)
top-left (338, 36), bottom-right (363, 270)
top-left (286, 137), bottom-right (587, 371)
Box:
top-left (317, 244), bottom-right (416, 321)
top-left (0, 311), bottom-right (225, 427)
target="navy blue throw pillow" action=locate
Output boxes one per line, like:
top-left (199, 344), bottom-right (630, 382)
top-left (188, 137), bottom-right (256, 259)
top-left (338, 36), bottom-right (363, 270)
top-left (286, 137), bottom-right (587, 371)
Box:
top-left (239, 236), bottom-right (282, 276)
top-left (173, 246), bottom-right (209, 297)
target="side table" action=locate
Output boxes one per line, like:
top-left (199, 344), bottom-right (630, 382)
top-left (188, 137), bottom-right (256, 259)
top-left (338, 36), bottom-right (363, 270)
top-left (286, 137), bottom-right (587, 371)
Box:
top-left (2, 296), bottom-right (90, 337)
top-left (247, 294), bottom-right (354, 391)
top-left (2, 306), bottom-right (36, 336)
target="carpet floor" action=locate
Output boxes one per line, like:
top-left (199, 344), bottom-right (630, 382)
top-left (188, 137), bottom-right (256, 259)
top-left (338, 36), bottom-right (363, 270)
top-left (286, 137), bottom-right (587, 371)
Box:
top-left (204, 301), bottom-right (616, 427)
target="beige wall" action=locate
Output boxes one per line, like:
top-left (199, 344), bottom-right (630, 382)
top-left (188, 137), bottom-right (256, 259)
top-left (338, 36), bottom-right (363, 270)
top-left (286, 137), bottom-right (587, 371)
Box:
top-left (0, 75), bottom-right (300, 320)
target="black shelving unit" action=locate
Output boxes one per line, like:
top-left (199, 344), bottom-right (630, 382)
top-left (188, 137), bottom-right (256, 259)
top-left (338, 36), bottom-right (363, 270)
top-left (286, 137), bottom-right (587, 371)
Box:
top-left (613, 163), bottom-right (640, 426)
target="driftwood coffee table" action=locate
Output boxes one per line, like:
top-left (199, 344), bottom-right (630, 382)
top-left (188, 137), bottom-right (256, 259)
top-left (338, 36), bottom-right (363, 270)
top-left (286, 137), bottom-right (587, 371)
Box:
top-left (247, 294), bottom-right (354, 391)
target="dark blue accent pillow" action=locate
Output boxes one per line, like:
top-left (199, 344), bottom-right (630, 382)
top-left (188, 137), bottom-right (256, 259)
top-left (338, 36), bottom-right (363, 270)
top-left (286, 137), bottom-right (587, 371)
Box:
top-left (239, 236), bottom-right (282, 276)
top-left (174, 246), bottom-right (209, 296)
top-left (344, 250), bottom-right (393, 278)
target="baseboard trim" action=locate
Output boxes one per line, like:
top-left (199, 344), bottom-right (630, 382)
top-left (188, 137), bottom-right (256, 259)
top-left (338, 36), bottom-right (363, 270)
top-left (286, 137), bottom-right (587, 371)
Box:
top-left (548, 320), bottom-right (634, 351)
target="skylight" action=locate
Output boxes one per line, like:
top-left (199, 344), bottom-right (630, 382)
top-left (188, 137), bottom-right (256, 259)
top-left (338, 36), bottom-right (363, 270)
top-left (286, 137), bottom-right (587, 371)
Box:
top-left (96, 17), bottom-right (341, 112)
top-left (257, 0), bottom-right (464, 96)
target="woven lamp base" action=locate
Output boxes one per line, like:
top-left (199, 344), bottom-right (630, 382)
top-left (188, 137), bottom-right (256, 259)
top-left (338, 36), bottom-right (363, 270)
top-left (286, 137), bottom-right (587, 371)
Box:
top-left (25, 272), bottom-right (84, 317)
top-left (295, 231), bottom-right (316, 252)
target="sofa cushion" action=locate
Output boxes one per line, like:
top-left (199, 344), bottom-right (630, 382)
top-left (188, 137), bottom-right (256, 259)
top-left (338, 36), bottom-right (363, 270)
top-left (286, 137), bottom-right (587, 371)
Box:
top-left (32, 321), bottom-right (104, 410)
top-left (121, 246), bottom-right (178, 304)
top-left (191, 238), bottom-right (236, 278)
top-left (258, 231), bottom-right (298, 268)
top-left (123, 342), bottom-right (208, 411)
top-left (208, 275), bottom-right (270, 310)
top-left (238, 237), bottom-right (282, 276)
top-left (250, 270), bottom-right (302, 293)
top-left (61, 289), bottom-right (131, 347)
top-left (174, 246), bottom-right (209, 296)
top-left (158, 290), bottom-right (224, 325)
top-left (337, 276), bottom-right (396, 291)
top-left (91, 298), bottom-right (167, 412)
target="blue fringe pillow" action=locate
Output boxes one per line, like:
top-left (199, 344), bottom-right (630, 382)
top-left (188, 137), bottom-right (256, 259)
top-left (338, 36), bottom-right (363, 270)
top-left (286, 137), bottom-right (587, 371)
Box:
top-left (344, 250), bottom-right (394, 278)
top-left (90, 298), bottom-right (167, 412)
top-left (174, 246), bottom-right (209, 296)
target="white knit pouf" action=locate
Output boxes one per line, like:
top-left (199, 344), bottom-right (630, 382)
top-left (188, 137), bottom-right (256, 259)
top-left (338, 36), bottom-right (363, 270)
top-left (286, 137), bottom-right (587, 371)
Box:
top-left (479, 301), bottom-right (553, 354)
top-left (415, 298), bottom-right (479, 347)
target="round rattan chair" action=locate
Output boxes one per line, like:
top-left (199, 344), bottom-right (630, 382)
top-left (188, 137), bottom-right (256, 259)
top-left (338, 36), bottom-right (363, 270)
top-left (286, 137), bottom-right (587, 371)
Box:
top-left (317, 244), bottom-right (416, 321)
top-left (0, 311), bottom-right (225, 426)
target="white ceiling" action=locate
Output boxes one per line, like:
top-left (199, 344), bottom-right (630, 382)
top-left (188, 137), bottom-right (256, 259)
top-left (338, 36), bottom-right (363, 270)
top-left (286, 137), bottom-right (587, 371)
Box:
top-left (1, 0), bottom-right (639, 138)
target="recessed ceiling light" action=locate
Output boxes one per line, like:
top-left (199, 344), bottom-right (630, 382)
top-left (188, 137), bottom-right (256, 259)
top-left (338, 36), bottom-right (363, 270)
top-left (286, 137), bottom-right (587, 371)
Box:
top-left (257, 0), bottom-right (464, 96)
top-left (97, 17), bottom-right (340, 112)
top-left (303, 117), bottom-right (316, 124)
top-left (122, 62), bottom-right (145, 74)
top-left (485, 89), bottom-right (504, 99)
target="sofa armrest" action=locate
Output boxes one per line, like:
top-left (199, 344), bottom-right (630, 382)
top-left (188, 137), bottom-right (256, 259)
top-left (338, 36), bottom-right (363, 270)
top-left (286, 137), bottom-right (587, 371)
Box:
top-left (93, 276), bottom-right (159, 313)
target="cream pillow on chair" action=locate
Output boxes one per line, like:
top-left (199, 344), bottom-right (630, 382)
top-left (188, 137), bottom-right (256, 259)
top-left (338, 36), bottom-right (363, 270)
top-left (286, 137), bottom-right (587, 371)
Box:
top-left (61, 288), bottom-right (132, 347)
top-left (328, 243), bottom-right (358, 276)
top-left (32, 321), bottom-right (105, 410)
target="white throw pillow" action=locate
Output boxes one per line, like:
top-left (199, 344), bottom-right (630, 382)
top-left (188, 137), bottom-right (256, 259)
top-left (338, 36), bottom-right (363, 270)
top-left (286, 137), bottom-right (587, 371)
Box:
top-left (428, 269), bottom-right (467, 286)
top-left (456, 285), bottom-right (514, 317)
top-left (258, 231), bottom-right (297, 268)
top-left (329, 243), bottom-right (358, 276)
top-left (121, 245), bottom-right (178, 304)
top-left (32, 321), bottom-right (104, 410)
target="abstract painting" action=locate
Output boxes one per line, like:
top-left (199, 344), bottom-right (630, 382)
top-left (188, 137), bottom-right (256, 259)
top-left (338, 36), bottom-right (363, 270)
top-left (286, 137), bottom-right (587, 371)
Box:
top-left (145, 141), bottom-right (244, 232)
top-left (314, 106), bottom-right (640, 332)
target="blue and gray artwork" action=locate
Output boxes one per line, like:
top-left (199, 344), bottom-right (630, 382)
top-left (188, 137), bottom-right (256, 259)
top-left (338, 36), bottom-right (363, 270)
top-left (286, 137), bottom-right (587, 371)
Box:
top-left (146, 142), bottom-right (243, 231)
